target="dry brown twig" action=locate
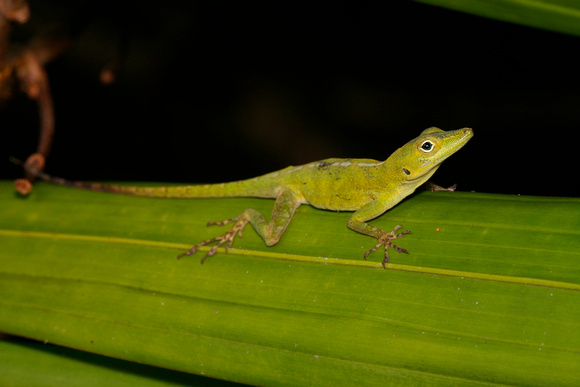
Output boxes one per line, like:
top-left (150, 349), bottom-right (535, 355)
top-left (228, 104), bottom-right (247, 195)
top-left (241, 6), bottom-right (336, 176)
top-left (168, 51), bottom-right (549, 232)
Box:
top-left (0, 0), bottom-right (70, 194)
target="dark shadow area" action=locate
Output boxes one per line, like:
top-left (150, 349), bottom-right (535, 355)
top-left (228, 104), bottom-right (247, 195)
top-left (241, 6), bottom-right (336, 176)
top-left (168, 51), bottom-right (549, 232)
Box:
top-left (2, 1), bottom-right (578, 197)
top-left (2, 336), bottom-right (239, 386)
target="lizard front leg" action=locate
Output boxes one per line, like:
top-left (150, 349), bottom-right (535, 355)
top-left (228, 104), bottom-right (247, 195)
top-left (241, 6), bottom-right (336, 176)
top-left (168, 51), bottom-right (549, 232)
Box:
top-left (347, 199), bottom-right (411, 268)
top-left (178, 189), bottom-right (302, 263)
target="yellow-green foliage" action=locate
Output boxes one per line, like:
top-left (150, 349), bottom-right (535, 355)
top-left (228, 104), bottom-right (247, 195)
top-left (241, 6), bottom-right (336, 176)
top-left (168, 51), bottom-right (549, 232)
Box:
top-left (1, 181), bottom-right (579, 385)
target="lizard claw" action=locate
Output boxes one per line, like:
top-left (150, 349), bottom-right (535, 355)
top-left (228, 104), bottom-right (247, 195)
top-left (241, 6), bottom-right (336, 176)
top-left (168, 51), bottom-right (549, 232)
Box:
top-left (178, 216), bottom-right (249, 264)
top-left (363, 224), bottom-right (411, 268)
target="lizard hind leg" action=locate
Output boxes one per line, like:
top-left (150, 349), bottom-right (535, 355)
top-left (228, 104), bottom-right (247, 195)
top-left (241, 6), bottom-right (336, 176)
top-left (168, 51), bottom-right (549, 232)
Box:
top-left (178, 189), bottom-right (301, 264)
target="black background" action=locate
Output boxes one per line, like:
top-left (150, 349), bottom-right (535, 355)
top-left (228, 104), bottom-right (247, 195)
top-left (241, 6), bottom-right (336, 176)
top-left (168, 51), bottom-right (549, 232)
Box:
top-left (3, 1), bottom-right (579, 197)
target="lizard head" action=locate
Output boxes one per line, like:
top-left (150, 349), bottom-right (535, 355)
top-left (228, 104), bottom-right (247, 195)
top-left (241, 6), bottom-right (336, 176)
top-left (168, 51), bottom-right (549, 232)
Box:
top-left (395, 127), bottom-right (473, 186)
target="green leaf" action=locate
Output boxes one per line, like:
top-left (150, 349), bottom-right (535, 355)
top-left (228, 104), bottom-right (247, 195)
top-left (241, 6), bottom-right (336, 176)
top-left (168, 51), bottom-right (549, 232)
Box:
top-left (1, 180), bottom-right (579, 385)
top-left (413, 0), bottom-right (580, 37)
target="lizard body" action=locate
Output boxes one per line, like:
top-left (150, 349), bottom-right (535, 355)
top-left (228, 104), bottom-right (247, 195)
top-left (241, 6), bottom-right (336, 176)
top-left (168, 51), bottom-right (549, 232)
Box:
top-left (15, 127), bottom-right (473, 267)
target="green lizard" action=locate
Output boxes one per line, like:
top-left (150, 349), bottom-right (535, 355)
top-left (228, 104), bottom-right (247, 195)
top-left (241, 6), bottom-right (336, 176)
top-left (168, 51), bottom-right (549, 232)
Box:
top-left (14, 127), bottom-right (473, 267)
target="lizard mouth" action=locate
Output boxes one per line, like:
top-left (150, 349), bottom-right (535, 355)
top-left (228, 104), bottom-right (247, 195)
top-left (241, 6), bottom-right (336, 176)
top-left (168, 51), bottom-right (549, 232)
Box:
top-left (422, 128), bottom-right (473, 169)
top-left (404, 128), bottom-right (473, 183)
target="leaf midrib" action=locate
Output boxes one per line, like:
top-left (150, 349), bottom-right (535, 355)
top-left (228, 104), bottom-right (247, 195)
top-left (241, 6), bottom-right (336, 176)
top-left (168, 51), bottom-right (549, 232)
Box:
top-left (2, 228), bottom-right (578, 291)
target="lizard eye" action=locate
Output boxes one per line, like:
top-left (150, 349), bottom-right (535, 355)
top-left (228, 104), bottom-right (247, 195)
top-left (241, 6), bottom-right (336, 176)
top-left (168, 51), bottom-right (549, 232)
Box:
top-left (420, 140), bottom-right (434, 152)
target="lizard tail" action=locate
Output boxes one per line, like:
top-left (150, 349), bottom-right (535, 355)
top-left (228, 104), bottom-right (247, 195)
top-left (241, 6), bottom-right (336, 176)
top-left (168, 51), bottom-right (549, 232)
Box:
top-left (9, 157), bottom-right (272, 198)
top-left (10, 157), bottom-right (159, 196)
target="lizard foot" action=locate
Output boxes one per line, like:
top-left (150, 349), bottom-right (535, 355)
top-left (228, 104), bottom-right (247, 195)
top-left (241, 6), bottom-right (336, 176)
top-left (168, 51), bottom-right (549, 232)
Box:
top-left (177, 215), bottom-right (249, 263)
top-left (426, 182), bottom-right (457, 192)
top-left (364, 225), bottom-right (411, 268)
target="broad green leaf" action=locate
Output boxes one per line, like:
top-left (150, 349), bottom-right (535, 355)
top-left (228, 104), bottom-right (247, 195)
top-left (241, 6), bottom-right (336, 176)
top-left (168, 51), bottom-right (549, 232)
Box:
top-left (0, 180), bottom-right (579, 385)
top-left (413, 0), bottom-right (580, 37)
